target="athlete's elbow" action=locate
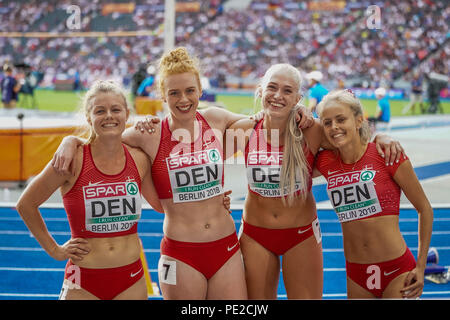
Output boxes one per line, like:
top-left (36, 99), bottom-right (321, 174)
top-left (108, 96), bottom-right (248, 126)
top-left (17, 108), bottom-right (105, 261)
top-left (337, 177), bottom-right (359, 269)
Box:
top-left (15, 197), bottom-right (29, 218)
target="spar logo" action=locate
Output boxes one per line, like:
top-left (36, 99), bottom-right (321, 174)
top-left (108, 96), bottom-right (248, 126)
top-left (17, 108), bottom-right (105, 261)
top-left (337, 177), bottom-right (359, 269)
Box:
top-left (247, 152), bottom-right (282, 166)
top-left (84, 182), bottom-right (138, 199)
top-left (328, 170), bottom-right (376, 189)
top-left (127, 182), bottom-right (138, 195)
top-left (208, 149), bottom-right (220, 163)
top-left (360, 170), bottom-right (375, 182)
top-left (167, 148), bottom-right (221, 170)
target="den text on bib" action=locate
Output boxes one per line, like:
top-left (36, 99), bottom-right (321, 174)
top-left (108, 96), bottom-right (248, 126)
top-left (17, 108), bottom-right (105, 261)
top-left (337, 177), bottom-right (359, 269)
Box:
top-left (166, 148), bottom-right (223, 203)
top-left (83, 181), bottom-right (141, 233)
top-left (247, 151), bottom-right (303, 197)
top-left (327, 169), bottom-right (382, 222)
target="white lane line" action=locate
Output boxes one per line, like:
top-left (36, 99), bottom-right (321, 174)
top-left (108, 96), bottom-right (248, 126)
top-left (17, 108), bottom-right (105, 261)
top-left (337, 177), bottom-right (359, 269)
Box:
top-left (1, 246), bottom-right (450, 253)
top-left (2, 230), bottom-right (450, 239)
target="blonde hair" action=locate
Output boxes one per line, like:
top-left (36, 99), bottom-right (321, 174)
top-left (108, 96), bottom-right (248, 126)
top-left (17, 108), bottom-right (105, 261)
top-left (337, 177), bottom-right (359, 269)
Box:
top-left (157, 47), bottom-right (202, 97)
top-left (255, 63), bottom-right (310, 206)
top-left (280, 103), bottom-right (311, 206)
top-left (317, 89), bottom-right (371, 144)
top-left (79, 80), bottom-right (129, 145)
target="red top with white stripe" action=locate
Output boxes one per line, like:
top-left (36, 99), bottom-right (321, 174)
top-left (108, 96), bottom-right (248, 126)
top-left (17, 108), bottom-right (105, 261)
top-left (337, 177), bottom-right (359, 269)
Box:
top-left (244, 118), bottom-right (315, 198)
top-left (315, 142), bottom-right (408, 223)
top-left (63, 144), bottom-right (142, 238)
top-left (151, 112), bottom-right (224, 202)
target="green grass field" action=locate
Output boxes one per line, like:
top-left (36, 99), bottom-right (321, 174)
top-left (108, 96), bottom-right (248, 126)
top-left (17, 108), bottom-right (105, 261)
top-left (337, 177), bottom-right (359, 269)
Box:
top-left (14, 89), bottom-right (450, 117)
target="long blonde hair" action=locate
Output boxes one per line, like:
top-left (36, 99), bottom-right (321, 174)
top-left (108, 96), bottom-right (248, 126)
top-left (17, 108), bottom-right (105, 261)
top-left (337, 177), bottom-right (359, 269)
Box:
top-left (157, 47), bottom-right (202, 98)
top-left (79, 80), bottom-right (129, 145)
top-left (317, 89), bottom-right (371, 144)
top-left (255, 63), bottom-right (311, 206)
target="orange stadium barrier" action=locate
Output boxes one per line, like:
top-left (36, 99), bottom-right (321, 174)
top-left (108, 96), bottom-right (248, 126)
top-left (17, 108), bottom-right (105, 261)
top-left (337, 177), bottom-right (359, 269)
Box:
top-left (0, 126), bottom-right (79, 181)
top-left (135, 97), bottom-right (164, 116)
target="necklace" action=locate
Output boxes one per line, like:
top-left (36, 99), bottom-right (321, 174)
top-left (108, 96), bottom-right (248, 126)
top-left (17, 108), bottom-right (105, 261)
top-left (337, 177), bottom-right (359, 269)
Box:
top-left (337, 144), bottom-right (368, 172)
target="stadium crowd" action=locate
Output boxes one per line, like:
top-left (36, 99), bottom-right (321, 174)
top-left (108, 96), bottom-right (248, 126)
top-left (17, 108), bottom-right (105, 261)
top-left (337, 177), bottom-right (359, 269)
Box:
top-left (0, 0), bottom-right (448, 90)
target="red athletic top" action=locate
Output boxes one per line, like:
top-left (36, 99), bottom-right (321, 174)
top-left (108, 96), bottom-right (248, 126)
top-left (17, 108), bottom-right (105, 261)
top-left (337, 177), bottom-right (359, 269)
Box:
top-left (315, 142), bottom-right (408, 223)
top-left (63, 144), bottom-right (142, 238)
top-left (151, 112), bottom-right (224, 203)
top-left (244, 118), bottom-right (315, 198)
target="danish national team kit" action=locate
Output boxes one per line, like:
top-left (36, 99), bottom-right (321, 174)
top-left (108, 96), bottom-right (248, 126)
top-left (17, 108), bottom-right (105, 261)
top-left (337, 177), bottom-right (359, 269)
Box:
top-left (151, 112), bottom-right (239, 281)
top-left (315, 142), bottom-right (416, 297)
top-left (61, 144), bottom-right (144, 299)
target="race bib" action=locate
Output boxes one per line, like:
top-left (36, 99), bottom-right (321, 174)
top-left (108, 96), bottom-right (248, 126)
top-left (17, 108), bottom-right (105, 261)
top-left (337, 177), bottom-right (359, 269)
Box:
top-left (83, 181), bottom-right (141, 233)
top-left (247, 151), bottom-right (303, 197)
top-left (327, 169), bottom-right (382, 223)
top-left (166, 148), bottom-right (223, 203)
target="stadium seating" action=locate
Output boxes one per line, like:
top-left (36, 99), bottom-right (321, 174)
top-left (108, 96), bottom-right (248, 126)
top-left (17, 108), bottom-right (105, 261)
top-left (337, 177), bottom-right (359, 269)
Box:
top-left (0, 0), bottom-right (448, 90)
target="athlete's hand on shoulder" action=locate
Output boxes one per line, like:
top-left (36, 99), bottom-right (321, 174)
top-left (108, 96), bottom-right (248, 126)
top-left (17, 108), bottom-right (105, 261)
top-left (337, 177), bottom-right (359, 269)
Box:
top-left (51, 136), bottom-right (81, 176)
top-left (249, 111), bottom-right (264, 122)
top-left (295, 104), bottom-right (314, 129)
top-left (374, 134), bottom-right (406, 166)
top-left (223, 190), bottom-right (232, 214)
top-left (51, 238), bottom-right (90, 262)
top-left (400, 267), bottom-right (425, 299)
top-left (135, 115), bottom-right (160, 134)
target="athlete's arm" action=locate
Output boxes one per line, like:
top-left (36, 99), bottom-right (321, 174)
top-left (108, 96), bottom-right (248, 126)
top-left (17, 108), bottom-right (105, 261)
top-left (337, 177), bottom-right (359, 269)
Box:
top-left (127, 146), bottom-right (164, 213)
top-left (51, 136), bottom-right (85, 176)
top-left (312, 167), bottom-right (322, 178)
top-left (141, 168), bottom-right (164, 213)
top-left (314, 119), bottom-right (405, 165)
top-left (372, 133), bottom-right (405, 166)
top-left (223, 190), bottom-right (232, 214)
top-left (52, 121), bottom-right (161, 174)
top-left (393, 160), bottom-right (433, 299)
top-left (16, 162), bottom-right (90, 262)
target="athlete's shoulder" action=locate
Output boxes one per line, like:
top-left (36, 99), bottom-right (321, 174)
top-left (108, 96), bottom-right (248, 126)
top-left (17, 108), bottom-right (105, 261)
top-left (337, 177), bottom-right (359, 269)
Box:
top-left (199, 106), bottom-right (226, 121)
top-left (316, 148), bottom-right (335, 161)
top-left (364, 142), bottom-right (386, 163)
top-left (315, 149), bottom-right (338, 174)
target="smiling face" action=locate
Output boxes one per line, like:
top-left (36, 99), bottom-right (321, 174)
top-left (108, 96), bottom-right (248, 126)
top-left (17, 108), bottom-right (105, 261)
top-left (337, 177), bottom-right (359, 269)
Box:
top-left (87, 92), bottom-right (129, 140)
top-left (320, 102), bottom-right (363, 149)
top-left (163, 72), bottom-right (202, 119)
top-left (259, 70), bottom-right (301, 120)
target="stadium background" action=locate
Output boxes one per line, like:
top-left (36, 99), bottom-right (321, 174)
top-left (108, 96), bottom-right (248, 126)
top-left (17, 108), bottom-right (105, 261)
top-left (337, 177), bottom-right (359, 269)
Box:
top-left (0, 0), bottom-right (449, 300)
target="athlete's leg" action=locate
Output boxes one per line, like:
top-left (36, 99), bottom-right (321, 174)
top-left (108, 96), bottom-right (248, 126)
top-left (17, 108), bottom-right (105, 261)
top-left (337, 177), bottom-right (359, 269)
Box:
top-left (60, 279), bottom-right (99, 300)
top-left (206, 250), bottom-right (247, 299)
top-left (382, 272), bottom-right (412, 299)
top-left (239, 233), bottom-right (280, 299)
top-left (158, 255), bottom-right (207, 300)
top-left (282, 235), bottom-right (323, 299)
top-left (346, 277), bottom-right (376, 299)
top-left (114, 276), bottom-right (147, 300)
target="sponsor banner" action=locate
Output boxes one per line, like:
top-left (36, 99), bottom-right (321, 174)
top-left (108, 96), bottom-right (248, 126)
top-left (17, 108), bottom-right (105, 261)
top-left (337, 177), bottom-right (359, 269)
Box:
top-left (350, 88), bottom-right (405, 100)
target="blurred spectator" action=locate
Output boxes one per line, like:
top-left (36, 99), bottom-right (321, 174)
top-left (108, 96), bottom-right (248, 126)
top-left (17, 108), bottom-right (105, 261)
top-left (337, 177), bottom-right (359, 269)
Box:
top-left (402, 71), bottom-right (424, 114)
top-left (368, 87), bottom-right (390, 133)
top-left (306, 70), bottom-right (328, 117)
top-left (136, 65), bottom-right (156, 97)
top-left (1, 64), bottom-right (22, 109)
top-left (131, 64), bottom-right (148, 97)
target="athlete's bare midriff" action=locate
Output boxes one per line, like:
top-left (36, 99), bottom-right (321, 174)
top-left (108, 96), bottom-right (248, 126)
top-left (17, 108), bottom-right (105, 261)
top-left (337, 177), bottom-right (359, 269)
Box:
top-left (74, 233), bottom-right (141, 269)
top-left (342, 215), bottom-right (406, 263)
top-left (244, 191), bottom-right (317, 228)
top-left (161, 195), bottom-right (236, 242)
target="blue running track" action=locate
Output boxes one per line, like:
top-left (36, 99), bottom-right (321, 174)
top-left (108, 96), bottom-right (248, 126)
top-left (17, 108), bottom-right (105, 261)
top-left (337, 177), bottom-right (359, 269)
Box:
top-left (0, 205), bottom-right (449, 300)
